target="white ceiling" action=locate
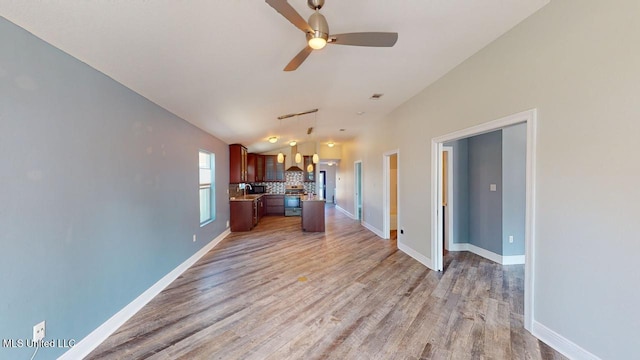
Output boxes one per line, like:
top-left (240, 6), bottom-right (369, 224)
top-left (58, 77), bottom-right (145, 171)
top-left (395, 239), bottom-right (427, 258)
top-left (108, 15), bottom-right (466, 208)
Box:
top-left (0, 0), bottom-right (548, 152)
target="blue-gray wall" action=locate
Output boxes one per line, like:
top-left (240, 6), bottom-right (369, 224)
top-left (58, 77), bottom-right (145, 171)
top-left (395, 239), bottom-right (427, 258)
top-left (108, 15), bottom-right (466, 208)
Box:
top-left (0, 17), bottom-right (230, 359)
top-left (502, 123), bottom-right (526, 256)
top-left (468, 131), bottom-right (503, 255)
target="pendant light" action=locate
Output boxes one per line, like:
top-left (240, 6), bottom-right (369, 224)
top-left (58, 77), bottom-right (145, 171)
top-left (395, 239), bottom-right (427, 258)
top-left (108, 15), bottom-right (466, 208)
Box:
top-left (307, 163), bottom-right (314, 172)
top-left (295, 152), bottom-right (302, 164)
top-left (276, 119), bottom-right (284, 163)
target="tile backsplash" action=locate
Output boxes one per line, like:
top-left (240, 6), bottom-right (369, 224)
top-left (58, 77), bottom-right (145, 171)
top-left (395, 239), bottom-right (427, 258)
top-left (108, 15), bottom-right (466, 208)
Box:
top-left (228, 171), bottom-right (316, 197)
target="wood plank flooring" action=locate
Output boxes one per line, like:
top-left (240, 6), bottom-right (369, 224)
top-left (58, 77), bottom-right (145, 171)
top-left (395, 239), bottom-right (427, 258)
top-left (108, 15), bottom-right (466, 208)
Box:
top-left (87, 206), bottom-right (566, 360)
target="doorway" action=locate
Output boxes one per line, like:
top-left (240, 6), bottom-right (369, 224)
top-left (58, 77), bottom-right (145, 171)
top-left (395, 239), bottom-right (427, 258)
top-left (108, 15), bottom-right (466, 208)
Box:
top-left (319, 170), bottom-right (327, 201)
top-left (354, 161), bottom-right (362, 221)
top-left (431, 109), bottom-right (537, 331)
top-left (441, 146), bottom-right (453, 254)
top-left (383, 150), bottom-right (399, 240)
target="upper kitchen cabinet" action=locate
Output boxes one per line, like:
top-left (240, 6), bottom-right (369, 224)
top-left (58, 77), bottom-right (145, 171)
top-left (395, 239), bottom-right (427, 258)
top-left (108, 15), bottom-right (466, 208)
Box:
top-left (247, 153), bottom-right (265, 183)
top-left (264, 155), bottom-right (285, 182)
top-left (256, 155), bottom-right (265, 182)
top-left (247, 153), bottom-right (256, 183)
top-left (303, 156), bottom-right (315, 182)
top-left (229, 144), bottom-right (248, 183)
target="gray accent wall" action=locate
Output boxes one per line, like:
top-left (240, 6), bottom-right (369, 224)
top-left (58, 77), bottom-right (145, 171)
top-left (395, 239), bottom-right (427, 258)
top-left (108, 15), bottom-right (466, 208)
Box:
top-left (0, 17), bottom-right (230, 360)
top-left (446, 130), bottom-right (526, 257)
top-left (502, 123), bottom-right (527, 256)
top-left (468, 131), bottom-right (503, 255)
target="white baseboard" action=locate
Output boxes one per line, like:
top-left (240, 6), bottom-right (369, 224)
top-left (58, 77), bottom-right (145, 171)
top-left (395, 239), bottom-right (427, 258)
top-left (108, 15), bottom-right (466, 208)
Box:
top-left (362, 221), bottom-right (384, 238)
top-left (335, 205), bottom-right (356, 219)
top-left (59, 229), bottom-right (231, 360)
top-left (532, 321), bottom-right (602, 360)
top-left (398, 241), bottom-right (434, 270)
top-left (447, 243), bottom-right (524, 265)
top-left (502, 254), bottom-right (525, 265)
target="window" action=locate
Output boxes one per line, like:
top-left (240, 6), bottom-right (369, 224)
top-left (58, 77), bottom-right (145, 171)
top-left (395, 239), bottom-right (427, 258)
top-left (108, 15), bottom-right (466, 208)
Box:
top-left (199, 150), bottom-right (215, 225)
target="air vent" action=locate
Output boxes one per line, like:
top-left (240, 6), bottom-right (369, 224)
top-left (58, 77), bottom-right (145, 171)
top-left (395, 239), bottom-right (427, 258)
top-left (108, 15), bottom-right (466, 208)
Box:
top-left (370, 93), bottom-right (384, 100)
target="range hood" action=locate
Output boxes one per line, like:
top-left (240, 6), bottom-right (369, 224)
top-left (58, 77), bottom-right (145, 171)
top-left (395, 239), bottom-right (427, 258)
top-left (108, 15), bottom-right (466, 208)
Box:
top-left (286, 145), bottom-right (305, 172)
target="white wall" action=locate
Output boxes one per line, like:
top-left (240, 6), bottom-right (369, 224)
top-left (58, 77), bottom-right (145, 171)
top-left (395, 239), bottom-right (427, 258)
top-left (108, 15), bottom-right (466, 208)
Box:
top-left (340, 0), bottom-right (640, 358)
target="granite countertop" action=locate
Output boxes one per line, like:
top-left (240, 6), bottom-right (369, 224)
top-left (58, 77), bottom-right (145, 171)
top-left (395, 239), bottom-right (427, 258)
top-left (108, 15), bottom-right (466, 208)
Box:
top-left (229, 194), bottom-right (264, 202)
top-left (301, 195), bottom-right (325, 202)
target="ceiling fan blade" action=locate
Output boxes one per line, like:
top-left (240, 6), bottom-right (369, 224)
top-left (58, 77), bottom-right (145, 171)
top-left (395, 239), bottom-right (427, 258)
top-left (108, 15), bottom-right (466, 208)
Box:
top-left (329, 32), bottom-right (398, 47)
top-left (284, 46), bottom-right (313, 71)
top-left (265, 0), bottom-right (313, 34)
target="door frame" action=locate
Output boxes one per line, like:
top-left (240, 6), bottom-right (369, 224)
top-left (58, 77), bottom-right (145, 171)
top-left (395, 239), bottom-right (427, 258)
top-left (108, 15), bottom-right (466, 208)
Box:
top-left (441, 146), bottom-right (454, 251)
top-left (383, 149), bottom-right (400, 240)
top-left (319, 170), bottom-right (327, 201)
top-left (354, 160), bottom-right (363, 222)
top-left (431, 108), bottom-right (537, 331)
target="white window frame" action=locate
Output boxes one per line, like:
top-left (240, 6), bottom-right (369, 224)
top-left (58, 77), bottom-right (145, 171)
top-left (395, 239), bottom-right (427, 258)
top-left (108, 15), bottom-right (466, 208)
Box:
top-left (199, 150), bottom-right (215, 226)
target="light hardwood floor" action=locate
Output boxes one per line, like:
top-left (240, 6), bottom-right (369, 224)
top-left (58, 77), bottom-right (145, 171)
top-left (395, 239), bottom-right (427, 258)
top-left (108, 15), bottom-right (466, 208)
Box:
top-left (87, 206), bottom-right (566, 360)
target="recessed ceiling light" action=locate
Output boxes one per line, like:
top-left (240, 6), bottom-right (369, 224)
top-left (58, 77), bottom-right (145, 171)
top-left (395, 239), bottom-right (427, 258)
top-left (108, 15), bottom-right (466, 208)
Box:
top-left (268, 136), bottom-right (278, 143)
top-left (370, 93), bottom-right (384, 100)
top-left (356, 111), bottom-right (365, 115)
top-left (327, 142), bottom-right (335, 148)
top-left (289, 140), bottom-right (297, 146)
top-left (339, 129), bottom-right (346, 132)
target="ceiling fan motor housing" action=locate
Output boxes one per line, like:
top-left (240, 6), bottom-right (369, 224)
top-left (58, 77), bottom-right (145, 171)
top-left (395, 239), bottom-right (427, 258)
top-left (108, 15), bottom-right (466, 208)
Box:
top-left (307, 0), bottom-right (324, 10)
top-left (307, 11), bottom-right (329, 41)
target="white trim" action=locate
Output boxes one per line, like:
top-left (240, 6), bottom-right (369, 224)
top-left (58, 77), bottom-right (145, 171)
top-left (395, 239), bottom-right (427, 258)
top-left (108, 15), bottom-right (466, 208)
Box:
top-left (362, 221), bottom-right (385, 239)
top-left (447, 243), bottom-right (524, 265)
top-left (448, 243), bottom-right (468, 252)
top-left (431, 108), bottom-right (537, 332)
top-left (431, 140), bottom-right (442, 270)
top-left (398, 241), bottom-right (434, 269)
top-left (532, 321), bottom-right (602, 360)
top-left (335, 204), bottom-right (356, 219)
top-left (524, 111), bottom-right (537, 331)
top-left (442, 146), bottom-right (454, 251)
top-left (58, 229), bottom-right (231, 360)
top-left (502, 255), bottom-right (526, 265)
top-left (449, 243), bottom-right (525, 265)
top-left (354, 160), bottom-right (363, 222)
top-left (382, 149), bottom-right (400, 240)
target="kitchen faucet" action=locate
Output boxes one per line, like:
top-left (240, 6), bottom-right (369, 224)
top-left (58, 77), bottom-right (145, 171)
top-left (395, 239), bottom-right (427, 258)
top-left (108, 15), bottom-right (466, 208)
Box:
top-left (242, 183), bottom-right (252, 197)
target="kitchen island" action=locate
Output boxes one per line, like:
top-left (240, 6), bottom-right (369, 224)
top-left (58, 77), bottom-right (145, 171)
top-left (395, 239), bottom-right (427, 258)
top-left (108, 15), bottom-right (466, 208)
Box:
top-left (301, 196), bottom-right (325, 232)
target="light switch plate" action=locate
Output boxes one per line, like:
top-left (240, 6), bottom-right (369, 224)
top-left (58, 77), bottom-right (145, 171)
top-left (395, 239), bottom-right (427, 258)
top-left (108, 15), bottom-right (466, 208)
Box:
top-left (490, 184), bottom-right (497, 191)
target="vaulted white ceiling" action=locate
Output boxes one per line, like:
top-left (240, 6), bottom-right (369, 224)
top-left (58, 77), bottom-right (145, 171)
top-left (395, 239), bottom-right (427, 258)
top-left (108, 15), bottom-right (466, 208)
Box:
top-left (0, 0), bottom-right (548, 152)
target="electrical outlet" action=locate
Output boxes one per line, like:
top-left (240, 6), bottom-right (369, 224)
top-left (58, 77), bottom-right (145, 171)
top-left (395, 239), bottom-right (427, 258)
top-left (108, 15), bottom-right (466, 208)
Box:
top-left (192, 234), bottom-right (196, 242)
top-left (33, 321), bottom-right (45, 342)
top-left (508, 235), bottom-right (514, 243)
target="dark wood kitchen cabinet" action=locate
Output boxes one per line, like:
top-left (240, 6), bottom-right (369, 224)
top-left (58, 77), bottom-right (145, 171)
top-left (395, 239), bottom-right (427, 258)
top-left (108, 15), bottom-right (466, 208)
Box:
top-left (264, 155), bottom-right (285, 182)
top-left (255, 154), bottom-right (265, 182)
top-left (247, 153), bottom-right (256, 183)
top-left (302, 199), bottom-right (325, 232)
top-left (264, 195), bottom-right (284, 216)
top-left (247, 153), bottom-right (265, 183)
top-left (230, 200), bottom-right (253, 231)
top-left (229, 144), bottom-right (248, 183)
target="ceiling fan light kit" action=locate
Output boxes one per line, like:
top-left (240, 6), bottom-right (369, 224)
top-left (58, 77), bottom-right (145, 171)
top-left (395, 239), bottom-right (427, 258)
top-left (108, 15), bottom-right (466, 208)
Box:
top-left (266, 0), bottom-right (398, 71)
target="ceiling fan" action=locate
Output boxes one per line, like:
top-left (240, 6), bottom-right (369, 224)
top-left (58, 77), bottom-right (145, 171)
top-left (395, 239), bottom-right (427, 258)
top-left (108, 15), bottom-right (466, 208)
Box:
top-left (266, 0), bottom-right (398, 71)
